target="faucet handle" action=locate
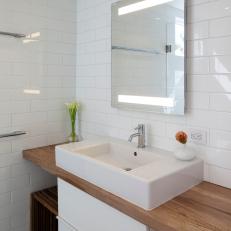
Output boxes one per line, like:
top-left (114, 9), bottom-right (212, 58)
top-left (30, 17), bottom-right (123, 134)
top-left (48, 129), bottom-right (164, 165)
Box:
top-left (134, 124), bottom-right (145, 132)
top-left (134, 125), bottom-right (140, 130)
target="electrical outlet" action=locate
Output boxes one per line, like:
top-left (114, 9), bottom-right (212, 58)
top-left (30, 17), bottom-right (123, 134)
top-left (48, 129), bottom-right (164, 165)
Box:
top-left (188, 129), bottom-right (207, 145)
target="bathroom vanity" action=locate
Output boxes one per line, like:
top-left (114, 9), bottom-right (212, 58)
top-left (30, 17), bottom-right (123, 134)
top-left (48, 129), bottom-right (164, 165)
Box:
top-left (23, 143), bottom-right (231, 231)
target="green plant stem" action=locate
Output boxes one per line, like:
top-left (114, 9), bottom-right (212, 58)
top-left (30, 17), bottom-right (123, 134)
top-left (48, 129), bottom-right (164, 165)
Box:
top-left (67, 104), bottom-right (78, 142)
top-left (70, 119), bottom-right (75, 141)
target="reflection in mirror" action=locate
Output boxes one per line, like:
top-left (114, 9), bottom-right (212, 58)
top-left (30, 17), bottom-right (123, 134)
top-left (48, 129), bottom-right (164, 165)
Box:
top-left (111, 0), bottom-right (185, 115)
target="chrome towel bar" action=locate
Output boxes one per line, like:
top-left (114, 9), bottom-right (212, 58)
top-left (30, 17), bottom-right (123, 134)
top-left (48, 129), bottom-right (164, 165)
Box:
top-left (0, 31), bottom-right (26, 38)
top-left (0, 131), bottom-right (26, 139)
top-left (112, 45), bottom-right (161, 55)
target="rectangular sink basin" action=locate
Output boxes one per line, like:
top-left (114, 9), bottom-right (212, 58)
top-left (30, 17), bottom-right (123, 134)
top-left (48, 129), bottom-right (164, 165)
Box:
top-left (56, 138), bottom-right (203, 210)
top-left (76, 142), bottom-right (159, 171)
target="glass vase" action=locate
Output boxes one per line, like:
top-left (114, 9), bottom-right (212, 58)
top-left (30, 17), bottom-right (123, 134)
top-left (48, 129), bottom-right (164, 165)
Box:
top-left (68, 121), bottom-right (78, 142)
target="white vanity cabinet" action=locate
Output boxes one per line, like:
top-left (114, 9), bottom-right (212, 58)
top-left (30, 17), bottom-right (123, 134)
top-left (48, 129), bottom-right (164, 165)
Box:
top-left (58, 178), bottom-right (150, 231)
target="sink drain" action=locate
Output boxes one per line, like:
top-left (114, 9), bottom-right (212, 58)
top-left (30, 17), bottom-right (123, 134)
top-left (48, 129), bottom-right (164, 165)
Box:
top-left (124, 167), bottom-right (132, 171)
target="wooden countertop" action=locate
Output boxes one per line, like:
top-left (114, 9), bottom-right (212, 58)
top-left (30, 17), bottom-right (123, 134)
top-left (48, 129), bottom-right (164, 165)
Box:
top-left (23, 145), bottom-right (231, 231)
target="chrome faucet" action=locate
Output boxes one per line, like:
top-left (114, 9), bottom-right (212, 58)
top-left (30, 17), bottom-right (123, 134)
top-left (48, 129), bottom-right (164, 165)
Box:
top-left (128, 124), bottom-right (145, 148)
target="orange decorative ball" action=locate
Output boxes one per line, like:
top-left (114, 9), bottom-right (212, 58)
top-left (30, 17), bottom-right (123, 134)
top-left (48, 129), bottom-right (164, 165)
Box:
top-left (175, 131), bottom-right (188, 144)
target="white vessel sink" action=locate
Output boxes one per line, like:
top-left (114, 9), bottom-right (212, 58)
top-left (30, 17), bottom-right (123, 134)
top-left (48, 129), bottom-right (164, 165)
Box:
top-left (56, 137), bottom-right (203, 210)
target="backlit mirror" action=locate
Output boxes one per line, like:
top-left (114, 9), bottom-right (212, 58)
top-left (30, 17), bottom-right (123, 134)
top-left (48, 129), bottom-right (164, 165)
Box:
top-left (111, 0), bottom-right (185, 115)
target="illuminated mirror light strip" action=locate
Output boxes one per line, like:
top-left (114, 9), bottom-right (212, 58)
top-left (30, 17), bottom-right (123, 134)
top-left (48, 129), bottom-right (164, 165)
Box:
top-left (23, 89), bottom-right (41, 95)
top-left (118, 0), bottom-right (173, 15)
top-left (118, 95), bottom-right (175, 107)
top-left (23, 39), bottom-right (39, 44)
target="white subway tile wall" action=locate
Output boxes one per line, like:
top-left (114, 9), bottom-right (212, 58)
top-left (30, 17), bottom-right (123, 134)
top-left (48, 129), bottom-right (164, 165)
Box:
top-left (0, 0), bottom-right (76, 230)
top-left (76, 0), bottom-right (231, 189)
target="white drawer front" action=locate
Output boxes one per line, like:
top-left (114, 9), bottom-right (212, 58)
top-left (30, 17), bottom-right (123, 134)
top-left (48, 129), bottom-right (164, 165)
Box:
top-left (58, 178), bottom-right (149, 231)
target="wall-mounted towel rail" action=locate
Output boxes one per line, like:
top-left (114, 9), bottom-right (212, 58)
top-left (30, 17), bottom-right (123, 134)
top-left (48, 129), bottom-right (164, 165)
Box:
top-left (112, 45), bottom-right (161, 55)
top-left (0, 31), bottom-right (26, 38)
top-left (0, 131), bottom-right (26, 139)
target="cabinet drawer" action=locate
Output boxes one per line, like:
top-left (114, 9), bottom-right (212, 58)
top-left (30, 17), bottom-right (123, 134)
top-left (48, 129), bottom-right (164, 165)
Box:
top-left (58, 178), bottom-right (149, 231)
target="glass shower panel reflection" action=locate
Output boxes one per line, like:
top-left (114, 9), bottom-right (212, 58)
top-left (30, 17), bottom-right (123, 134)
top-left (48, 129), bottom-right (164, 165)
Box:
top-left (112, 7), bottom-right (167, 98)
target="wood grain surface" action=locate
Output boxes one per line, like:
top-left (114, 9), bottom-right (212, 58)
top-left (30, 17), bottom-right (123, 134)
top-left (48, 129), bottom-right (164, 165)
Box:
top-left (23, 145), bottom-right (231, 231)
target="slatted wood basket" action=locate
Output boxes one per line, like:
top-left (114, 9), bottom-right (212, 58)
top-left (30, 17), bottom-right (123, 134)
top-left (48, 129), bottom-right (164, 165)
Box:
top-left (31, 187), bottom-right (58, 231)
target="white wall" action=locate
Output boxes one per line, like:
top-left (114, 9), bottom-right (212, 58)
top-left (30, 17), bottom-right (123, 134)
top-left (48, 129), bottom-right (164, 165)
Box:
top-left (0, 0), bottom-right (76, 230)
top-left (76, 0), bottom-right (231, 189)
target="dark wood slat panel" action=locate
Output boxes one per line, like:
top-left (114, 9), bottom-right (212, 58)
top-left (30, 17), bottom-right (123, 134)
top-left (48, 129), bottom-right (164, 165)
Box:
top-left (31, 187), bottom-right (58, 231)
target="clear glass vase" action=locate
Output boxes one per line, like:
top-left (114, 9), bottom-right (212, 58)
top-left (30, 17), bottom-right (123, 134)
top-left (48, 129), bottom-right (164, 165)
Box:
top-left (68, 121), bottom-right (78, 142)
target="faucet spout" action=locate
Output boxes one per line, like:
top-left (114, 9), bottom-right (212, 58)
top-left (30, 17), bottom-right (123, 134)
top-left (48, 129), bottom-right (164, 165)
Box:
top-left (128, 133), bottom-right (140, 142)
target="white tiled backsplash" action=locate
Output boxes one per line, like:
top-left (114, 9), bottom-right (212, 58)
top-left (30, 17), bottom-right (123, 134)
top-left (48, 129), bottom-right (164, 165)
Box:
top-left (0, 0), bottom-right (76, 230)
top-left (76, 0), bottom-right (231, 189)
